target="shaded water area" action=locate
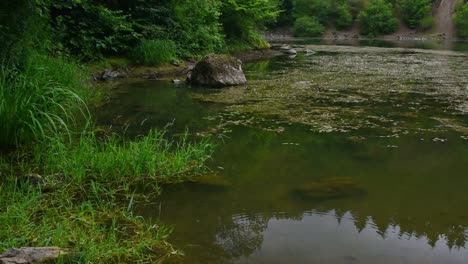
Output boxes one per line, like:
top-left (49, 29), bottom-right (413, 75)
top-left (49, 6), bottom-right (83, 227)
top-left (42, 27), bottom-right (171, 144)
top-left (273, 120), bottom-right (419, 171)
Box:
top-left (95, 44), bottom-right (468, 263)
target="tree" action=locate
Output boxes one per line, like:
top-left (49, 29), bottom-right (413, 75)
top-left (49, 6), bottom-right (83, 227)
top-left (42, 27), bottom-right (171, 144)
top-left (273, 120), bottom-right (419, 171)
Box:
top-left (400, 0), bottom-right (433, 29)
top-left (359, 0), bottom-right (398, 36)
top-left (293, 0), bottom-right (330, 24)
top-left (453, 0), bottom-right (468, 38)
top-left (220, 0), bottom-right (281, 49)
top-left (330, 0), bottom-right (353, 30)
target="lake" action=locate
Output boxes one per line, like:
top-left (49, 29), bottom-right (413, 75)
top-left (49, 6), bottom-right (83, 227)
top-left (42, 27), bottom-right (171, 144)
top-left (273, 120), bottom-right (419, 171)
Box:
top-left (96, 42), bottom-right (468, 264)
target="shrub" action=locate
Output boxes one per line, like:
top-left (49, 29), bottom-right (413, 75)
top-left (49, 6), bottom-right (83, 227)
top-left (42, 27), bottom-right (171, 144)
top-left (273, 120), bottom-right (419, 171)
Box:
top-left (170, 0), bottom-right (225, 57)
top-left (51, 1), bottom-right (140, 59)
top-left (293, 0), bottom-right (330, 24)
top-left (293, 16), bottom-right (325, 37)
top-left (453, 0), bottom-right (468, 38)
top-left (332, 1), bottom-right (353, 30)
top-left (400, 0), bottom-right (433, 29)
top-left (359, 0), bottom-right (398, 36)
top-left (221, 0), bottom-right (280, 50)
top-left (131, 39), bottom-right (177, 65)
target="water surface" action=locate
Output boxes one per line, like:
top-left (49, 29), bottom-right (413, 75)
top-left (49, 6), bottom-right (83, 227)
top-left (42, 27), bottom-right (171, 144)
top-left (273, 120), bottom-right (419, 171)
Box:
top-left (96, 44), bottom-right (468, 263)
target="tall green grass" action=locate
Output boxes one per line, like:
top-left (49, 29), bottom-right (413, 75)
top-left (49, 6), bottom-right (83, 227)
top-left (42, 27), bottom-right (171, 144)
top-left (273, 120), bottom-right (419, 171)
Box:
top-left (0, 53), bottom-right (89, 146)
top-left (131, 39), bottom-right (177, 65)
top-left (36, 130), bottom-right (213, 187)
top-left (0, 130), bottom-right (214, 262)
top-left (0, 177), bottom-right (176, 263)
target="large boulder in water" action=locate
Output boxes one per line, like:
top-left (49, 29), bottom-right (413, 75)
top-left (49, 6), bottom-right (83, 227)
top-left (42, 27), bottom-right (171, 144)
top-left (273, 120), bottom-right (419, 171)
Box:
top-left (188, 54), bottom-right (247, 87)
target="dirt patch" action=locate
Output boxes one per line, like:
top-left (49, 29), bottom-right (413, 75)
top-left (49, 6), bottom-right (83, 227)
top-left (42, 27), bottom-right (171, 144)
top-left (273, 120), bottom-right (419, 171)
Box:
top-left (435, 0), bottom-right (457, 39)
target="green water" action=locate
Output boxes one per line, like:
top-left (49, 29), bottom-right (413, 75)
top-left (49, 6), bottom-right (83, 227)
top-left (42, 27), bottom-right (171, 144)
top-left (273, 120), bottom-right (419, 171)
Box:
top-left (96, 44), bottom-right (468, 263)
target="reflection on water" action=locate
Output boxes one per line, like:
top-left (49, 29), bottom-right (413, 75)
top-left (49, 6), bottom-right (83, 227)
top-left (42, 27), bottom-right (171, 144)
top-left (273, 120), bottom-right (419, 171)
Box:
top-left (233, 211), bottom-right (468, 264)
top-left (95, 44), bottom-right (468, 263)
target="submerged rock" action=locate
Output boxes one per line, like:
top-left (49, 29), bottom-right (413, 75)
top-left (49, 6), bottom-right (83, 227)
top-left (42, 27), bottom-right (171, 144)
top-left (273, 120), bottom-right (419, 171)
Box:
top-left (188, 54), bottom-right (247, 87)
top-left (292, 177), bottom-right (366, 200)
top-left (0, 247), bottom-right (69, 264)
top-left (192, 174), bottom-right (231, 187)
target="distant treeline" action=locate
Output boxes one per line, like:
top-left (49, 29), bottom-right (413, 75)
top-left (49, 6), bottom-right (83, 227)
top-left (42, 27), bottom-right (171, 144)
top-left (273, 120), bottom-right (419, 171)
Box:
top-left (279, 0), bottom-right (468, 38)
top-left (1, 0), bottom-right (468, 65)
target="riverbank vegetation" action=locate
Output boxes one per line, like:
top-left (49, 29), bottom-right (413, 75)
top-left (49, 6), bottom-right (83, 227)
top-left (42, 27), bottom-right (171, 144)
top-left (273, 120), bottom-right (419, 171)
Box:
top-left (1, 0), bottom-right (467, 262)
top-left (285, 0), bottom-right (463, 37)
top-left (0, 0), bottom-right (219, 262)
top-left (454, 0), bottom-right (468, 38)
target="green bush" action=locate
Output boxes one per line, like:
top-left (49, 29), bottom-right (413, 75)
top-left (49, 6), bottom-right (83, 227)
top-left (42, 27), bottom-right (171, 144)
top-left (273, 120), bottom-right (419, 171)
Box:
top-left (400, 0), bottom-right (433, 29)
top-left (293, 16), bottom-right (325, 37)
top-left (170, 0), bottom-right (225, 57)
top-left (332, 1), bottom-right (353, 30)
top-left (293, 0), bottom-right (330, 24)
top-left (453, 0), bottom-right (468, 38)
top-left (221, 0), bottom-right (280, 50)
top-left (359, 0), bottom-right (398, 36)
top-left (131, 39), bottom-right (177, 65)
top-left (51, 1), bottom-right (141, 60)
top-left (419, 14), bottom-right (434, 30)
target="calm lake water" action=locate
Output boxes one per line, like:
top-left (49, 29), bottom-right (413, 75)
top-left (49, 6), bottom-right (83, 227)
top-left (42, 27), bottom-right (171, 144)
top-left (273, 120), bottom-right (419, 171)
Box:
top-left (96, 42), bottom-right (468, 263)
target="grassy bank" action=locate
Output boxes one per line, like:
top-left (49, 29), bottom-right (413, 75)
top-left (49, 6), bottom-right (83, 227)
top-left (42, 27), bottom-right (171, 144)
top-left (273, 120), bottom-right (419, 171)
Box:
top-left (0, 51), bottom-right (214, 262)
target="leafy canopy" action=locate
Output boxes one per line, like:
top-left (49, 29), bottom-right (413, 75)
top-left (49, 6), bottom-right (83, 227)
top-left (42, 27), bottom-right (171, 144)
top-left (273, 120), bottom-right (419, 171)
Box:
top-left (359, 0), bottom-right (398, 36)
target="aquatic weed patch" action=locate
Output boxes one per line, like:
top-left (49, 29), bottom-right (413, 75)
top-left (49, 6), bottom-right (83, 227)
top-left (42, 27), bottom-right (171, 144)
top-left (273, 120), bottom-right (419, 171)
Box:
top-left (192, 46), bottom-right (468, 137)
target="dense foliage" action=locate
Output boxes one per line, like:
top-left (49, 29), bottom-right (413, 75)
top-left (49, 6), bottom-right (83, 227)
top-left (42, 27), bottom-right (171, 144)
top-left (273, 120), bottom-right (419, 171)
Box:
top-left (399, 0), bottom-right (433, 29)
top-left (1, 0), bottom-right (280, 63)
top-left (221, 0), bottom-right (281, 50)
top-left (359, 0), bottom-right (398, 36)
top-left (291, 0), bottom-right (354, 36)
top-left (293, 16), bottom-right (325, 36)
top-left (131, 39), bottom-right (177, 65)
top-left (453, 0), bottom-right (468, 38)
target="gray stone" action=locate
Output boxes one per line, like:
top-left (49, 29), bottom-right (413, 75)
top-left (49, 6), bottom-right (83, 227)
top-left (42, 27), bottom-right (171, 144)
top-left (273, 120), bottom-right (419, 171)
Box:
top-left (281, 49), bottom-right (297, 55)
top-left (0, 247), bottom-right (69, 264)
top-left (101, 69), bottom-right (119, 81)
top-left (188, 54), bottom-right (247, 87)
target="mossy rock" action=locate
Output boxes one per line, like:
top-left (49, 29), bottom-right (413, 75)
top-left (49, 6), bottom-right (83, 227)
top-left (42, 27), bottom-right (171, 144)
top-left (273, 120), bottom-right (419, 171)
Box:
top-left (188, 54), bottom-right (247, 87)
top-left (292, 177), bottom-right (366, 200)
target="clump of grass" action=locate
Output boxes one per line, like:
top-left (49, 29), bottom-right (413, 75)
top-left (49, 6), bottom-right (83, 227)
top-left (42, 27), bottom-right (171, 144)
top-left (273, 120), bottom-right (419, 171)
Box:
top-left (37, 130), bottom-right (213, 187)
top-left (0, 130), bottom-right (213, 263)
top-left (0, 53), bottom-right (89, 146)
top-left (131, 39), bottom-right (177, 65)
top-left (0, 178), bottom-right (176, 263)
